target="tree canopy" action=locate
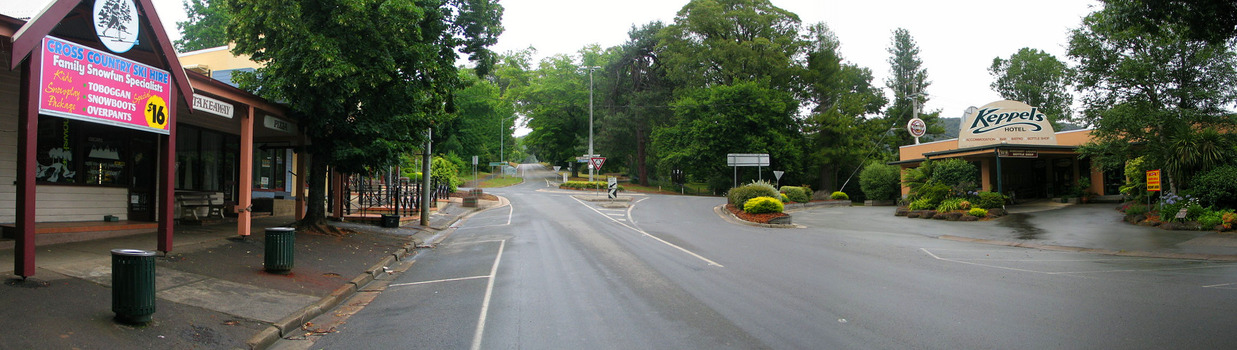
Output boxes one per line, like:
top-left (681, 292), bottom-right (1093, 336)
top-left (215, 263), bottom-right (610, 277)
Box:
top-left (223, 0), bottom-right (502, 223)
top-left (988, 48), bottom-right (1074, 130)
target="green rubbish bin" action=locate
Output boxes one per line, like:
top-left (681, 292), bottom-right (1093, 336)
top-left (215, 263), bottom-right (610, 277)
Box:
top-left (381, 214), bottom-right (400, 228)
top-left (264, 227), bottom-right (296, 274)
top-left (111, 249), bottom-right (156, 324)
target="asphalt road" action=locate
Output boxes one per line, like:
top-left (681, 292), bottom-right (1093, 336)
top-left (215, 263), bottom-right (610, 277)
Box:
top-left (305, 164), bottom-right (1237, 349)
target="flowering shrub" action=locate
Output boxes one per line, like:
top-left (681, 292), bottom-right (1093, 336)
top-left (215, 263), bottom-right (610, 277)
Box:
top-left (744, 196), bottom-right (784, 214)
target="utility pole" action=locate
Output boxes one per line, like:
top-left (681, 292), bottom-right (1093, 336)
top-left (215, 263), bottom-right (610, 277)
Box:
top-left (421, 128), bottom-right (432, 227)
top-left (584, 65), bottom-right (599, 182)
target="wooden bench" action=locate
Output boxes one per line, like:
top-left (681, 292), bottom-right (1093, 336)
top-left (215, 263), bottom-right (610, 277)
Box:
top-left (177, 192), bottom-right (225, 221)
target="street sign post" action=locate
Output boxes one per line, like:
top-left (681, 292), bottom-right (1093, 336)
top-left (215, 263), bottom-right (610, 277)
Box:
top-left (589, 157), bottom-right (606, 173)
top-left (607, 177), bottom-right (618, 199)
top-left (773, 170), bottom-right (784, 187)
top-left (1146, 169), bottom-right (1161, 192)
top-left (727, 153), bottom-right (770, 187)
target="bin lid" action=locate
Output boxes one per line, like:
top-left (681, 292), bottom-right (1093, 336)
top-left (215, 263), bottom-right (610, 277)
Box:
top-left (111, 249), bottom-right (157, 257)
top-left (265, 227), bottom-right (296, 232)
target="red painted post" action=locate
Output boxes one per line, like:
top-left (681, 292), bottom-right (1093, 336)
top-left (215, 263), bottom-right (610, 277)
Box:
top-left (157, 85), bottom-right (177, 253)
top-left (238, 106), bottom-right (254, 236)
top-left (15, 44), bottom-right (41, 278)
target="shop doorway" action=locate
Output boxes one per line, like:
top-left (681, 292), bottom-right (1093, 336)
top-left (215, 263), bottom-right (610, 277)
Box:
top-left (128, 138), bottom-right (157, 222)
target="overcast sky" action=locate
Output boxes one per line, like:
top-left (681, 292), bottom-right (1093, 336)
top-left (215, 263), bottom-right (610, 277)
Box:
top-left (5, 0), bottom-right (1099, 126)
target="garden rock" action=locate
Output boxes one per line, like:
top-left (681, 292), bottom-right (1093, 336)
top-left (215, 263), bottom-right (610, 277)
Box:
top-left (1124, 214), bottom-right (1145, 224)
top-left (959, 215), bottom-right (979, 222)
top-left (921, 210), bottom-right (937, 219)
top-left (987, 208), bottom-right (1007, 217)
top-left (942, 212), bottom-right (963, 221)
top-left (907, 211), bottom-right (922, 219)
top-left (894, 207), bottom-right (909, 216)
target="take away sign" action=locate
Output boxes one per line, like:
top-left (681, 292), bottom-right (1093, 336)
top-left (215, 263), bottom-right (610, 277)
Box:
top-left (1146, 169), bottom-right (1161, 192)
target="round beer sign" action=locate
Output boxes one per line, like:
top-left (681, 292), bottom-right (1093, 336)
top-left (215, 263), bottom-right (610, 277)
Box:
top-left (907, 118), bottom-right (927, 138)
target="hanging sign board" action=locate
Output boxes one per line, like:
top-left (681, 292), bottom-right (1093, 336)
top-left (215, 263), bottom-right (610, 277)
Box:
top-left (997, 149), bottom-right (1039, 158)
top-left (193, 94), bottom-right (234, 118)
top-left (1146, 169), bottom-right (1161, 192)
top-left (264, 115), bottom-right (294, 133)
top-left (39, 36), bottom-right (173, 134)
top-left (907, 118), bottom-right (926, 138)
top-left (958, 100), bottom-right (1057, 149)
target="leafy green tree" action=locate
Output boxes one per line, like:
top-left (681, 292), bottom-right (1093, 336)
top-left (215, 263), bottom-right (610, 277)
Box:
top-left (657, 0), bottom-right (804, 90)
top-left (800, 23), bottom-right (887, 192)
top-left (883, 28), bottom-right (943, 149)
top-left (436, 69), bottom-right (516, 165)
top-left (521, 53), bottom-right (593, 175)
top-left (1099, 0), bottom-right (1237, 44)
top-left (597, 22), bottom-right (672, 185)
top-left (988, 48), bottom-right (1075, 130)
top-left (1069, 4), bottom-right (1237, 192)
top-left (175, 0), bottom-right (232, 52)
top-left (223, 0), bottom-right (503, 225)
top-left (653, 81), bottom-right (802, 188)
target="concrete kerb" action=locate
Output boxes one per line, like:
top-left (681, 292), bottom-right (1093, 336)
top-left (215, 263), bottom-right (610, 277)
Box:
top-left (245, 238), bottom-right (412, 349)
top-left (713, 204), bottom-right (803, 229)
top-left (939, 235), bottom-right (1237, 262)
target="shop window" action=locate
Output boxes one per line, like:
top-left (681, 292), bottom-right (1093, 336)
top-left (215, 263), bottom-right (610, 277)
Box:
top-left (254, 146), bottom-right (287, 190)
top-left (35, 116), bottom-right (79, 184)
top-left (176, 125), bottom-right (240, 201)
top-left (1105, 167), bottom-right (1123, 196)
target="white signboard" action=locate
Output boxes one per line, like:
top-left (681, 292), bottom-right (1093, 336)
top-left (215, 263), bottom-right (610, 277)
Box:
top-left (193, 94), bottom-right (234, 118)
top-left (958, 100), bottom-right (1057, 148)
top-left (727, 153), bottom-right (770, 167)
top-left (264, 116), bottom-right (294, 133)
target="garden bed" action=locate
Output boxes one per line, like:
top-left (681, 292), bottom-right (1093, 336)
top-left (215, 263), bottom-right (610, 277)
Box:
top-left (726, 204), bottom-right (789, 224)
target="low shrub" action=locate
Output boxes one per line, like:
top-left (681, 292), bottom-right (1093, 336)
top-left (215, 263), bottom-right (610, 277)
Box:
top-left (974, 191), bottom-right (1006, 209)
top-left (968, 208), bottom-right (988, 217)
top-left (1199, 209), bottom-right (1228, 228)
top-left (1124, 203), bottom-right (1148, 217)
top-left (781, 186), bottom-right (810, 203)
top-left (908, 198), bottom-right (934, 210)
top-left (728, 180), bottom-right (780, 206)
top-left (1223, 212), bottom-right (1237, 230)
top-left (744, 196), bottom-right (784, 214)
top-left (958, 200), bottom-right (972, 210)
top-left (859, 162), bottom-right (902, 201)
top-left (937, 198), bottom-right (967, 212)
top-left (780, 193), bottom-right (790, 203)
top-left (830, 191), bottom-right (849, 200)
top-left (561, 181), bottom-right (623, 191)
top-left (1190, 165), bottom-right (1237, 209)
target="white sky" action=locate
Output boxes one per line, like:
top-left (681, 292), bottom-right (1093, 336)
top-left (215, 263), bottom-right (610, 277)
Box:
top-left (4, 0), bottom-right (1099, 127)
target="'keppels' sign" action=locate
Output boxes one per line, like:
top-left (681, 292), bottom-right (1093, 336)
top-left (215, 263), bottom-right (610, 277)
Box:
top-left (958, 100), bottom-right (1057, 148)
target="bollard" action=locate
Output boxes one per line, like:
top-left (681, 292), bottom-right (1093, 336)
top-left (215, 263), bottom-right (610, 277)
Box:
top-left (111, 249), bottom-right (156, 324)
top-left (264, 227), bottom-right (296, 274)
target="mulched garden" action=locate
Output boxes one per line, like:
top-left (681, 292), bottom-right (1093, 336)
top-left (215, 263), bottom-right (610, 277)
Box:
top-left (726, 204), bottom-right (788, 224)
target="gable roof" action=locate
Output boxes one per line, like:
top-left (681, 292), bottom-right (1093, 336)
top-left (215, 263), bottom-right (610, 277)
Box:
top-left (9, 0), bottom-right (194, 106)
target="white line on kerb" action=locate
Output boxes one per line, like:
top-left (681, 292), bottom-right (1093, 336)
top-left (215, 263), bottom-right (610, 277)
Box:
top-left (572, 197), bottom-right (723, 267)
top-left (471, 239), bottom-right (506, 350)
top-left (388, 275), bottom-right (489, 288)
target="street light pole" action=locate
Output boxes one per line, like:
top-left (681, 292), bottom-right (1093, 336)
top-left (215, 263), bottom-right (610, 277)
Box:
top-left (584, 66), bottom-right (599, 182)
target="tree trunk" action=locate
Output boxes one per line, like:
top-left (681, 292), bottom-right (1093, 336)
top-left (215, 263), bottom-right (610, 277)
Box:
top-left (636, 124), bottom-right (649, 186)
top-left (818, 163), bottom-right (837, 194)
top-left (303, 150), bottom-right (328, 225)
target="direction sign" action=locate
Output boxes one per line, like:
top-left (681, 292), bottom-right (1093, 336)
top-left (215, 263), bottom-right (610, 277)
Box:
top-left (590, 157), bottom-right (606, 171)
top-left (607, 177), bottom-right (618, 199)
top-left (727, 153), bottom-right (769, 166)
top-left (472, 156), bottom-right (479, 165)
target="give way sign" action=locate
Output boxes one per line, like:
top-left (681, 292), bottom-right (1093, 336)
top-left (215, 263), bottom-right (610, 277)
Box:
top-left (589, 157), bottom-right (606, 171)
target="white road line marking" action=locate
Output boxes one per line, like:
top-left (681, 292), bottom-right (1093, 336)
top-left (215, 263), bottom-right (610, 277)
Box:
top-left (921, 248), bottom-right (1046, 274)
top-left (922, 248), bottom-right (1234, 277)
top-left (572, 197), bottom-right (723, 267)
top-left (471, 239), bottom-right (506, 350)
top-left (446, 239), bottom-right (508, 245)
top-left (628, 197), bottom-right (648, 225)
top-left (1202, 282), bottom-right (1237, 288)
top-left (388, 275), bottom-right (489, 287)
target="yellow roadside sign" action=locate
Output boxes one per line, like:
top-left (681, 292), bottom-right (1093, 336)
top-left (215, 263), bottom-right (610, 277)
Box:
top-left (1146, 169), bottom-right (1161, 192)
